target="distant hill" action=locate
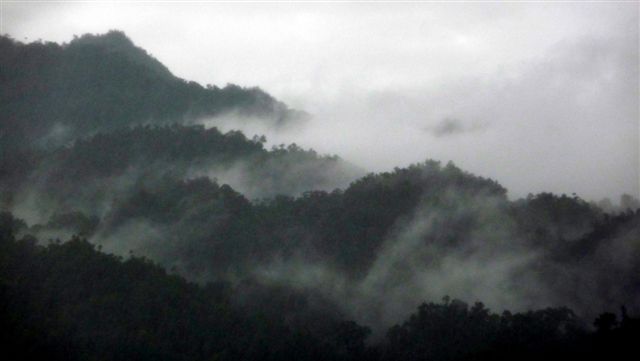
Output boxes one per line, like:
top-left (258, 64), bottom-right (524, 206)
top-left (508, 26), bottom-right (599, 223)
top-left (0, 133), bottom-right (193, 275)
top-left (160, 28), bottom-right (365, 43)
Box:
top-left (0, 30), bottom-right (306, 151)
top-left (0, 30), bottom-right (344, 208)
top-left (11, 124), bottom-right (363, 218)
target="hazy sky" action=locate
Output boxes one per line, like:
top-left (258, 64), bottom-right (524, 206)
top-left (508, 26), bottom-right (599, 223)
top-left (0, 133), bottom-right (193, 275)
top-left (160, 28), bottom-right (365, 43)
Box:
top-left (2, 1), bottom-right (638, 200)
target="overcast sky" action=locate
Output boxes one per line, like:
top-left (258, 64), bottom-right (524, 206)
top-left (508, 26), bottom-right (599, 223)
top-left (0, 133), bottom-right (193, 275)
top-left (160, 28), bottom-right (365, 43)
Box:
top-left (2, 1), bottom-right (638, 201)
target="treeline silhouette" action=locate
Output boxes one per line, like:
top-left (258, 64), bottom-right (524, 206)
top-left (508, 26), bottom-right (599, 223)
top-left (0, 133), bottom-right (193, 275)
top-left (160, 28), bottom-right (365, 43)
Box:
top-left (1, 214), bottom-right (638, 361)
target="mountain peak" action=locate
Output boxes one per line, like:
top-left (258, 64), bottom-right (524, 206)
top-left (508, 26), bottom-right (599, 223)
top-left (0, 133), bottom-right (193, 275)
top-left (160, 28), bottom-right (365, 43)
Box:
top-left (1, 30), bottom-right (306, 149)
top-left (68, 30), bottom-right (173, 79)
top-left (71, 29), bottom-right (134, 48)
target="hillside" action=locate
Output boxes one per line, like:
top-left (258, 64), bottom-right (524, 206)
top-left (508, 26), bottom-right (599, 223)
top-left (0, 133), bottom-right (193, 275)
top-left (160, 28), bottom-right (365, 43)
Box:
top-left (2, 212), bottom-right (638, 361)
top-left (0, 30), bottom-right (305, 151)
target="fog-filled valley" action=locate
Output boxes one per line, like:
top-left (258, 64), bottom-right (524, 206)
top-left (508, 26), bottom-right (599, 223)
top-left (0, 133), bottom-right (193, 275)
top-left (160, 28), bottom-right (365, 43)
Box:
top-left (1, 28), bottom-right (639, 361)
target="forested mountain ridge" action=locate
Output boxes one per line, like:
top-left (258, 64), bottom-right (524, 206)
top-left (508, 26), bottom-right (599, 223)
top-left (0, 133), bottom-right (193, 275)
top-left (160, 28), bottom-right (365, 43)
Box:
top-left (1, 213), bottom-right (638, 361)
top-left (4, 124), bottom-right (363, 221)
top-left (0, 30), bottom-right (305, 151)
top-left (1, 30), bottom-right (322, 208)
top-left (13, 157), bottom-right (640, 326)
top-left (0, 30), bottom-right (362, 209)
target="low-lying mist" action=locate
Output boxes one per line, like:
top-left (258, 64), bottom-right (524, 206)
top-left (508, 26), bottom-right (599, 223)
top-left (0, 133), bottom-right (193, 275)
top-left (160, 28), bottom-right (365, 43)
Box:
top-left (10, 150), bottom-right (638, 334)
top-left (197, 31), bottom-right (638, 202)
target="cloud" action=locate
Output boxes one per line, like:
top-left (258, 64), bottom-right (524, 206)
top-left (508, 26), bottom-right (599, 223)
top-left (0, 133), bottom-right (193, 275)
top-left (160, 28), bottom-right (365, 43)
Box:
top-left (427, 118), bottom-right (488, 137)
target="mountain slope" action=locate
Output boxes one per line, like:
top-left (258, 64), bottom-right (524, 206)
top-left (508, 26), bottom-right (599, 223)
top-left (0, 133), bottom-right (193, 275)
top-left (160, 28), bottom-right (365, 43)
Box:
top-left (7, 124), bottom-right (363, 220)
top-left (3, 212), bottom-right (638, 361)
top-left (0, 30), bottom-right (305, 151)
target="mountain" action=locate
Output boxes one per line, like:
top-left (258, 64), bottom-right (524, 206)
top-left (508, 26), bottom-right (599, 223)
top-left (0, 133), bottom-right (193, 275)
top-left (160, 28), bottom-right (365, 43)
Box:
top-left (0, 30), bottom-right (306, 151)
top-left (0, 31), bottom-right (360, 209)
top-left (2, 212), bottom-right (638, 361)
top-left (10, 124), bottom-right (362, 222)
top-left (17, 155), bottom-right (639, 325)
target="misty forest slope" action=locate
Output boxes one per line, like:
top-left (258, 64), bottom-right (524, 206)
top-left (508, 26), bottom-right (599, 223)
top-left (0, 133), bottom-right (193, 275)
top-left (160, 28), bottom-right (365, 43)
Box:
top-left (0, 31), bottom-right (363, 205)
top-left (0, 30), bottom-right (304, 148)
top-left (1, 31), bottom-right (640, 361)
top-left (13, 124), bottom-right (361, 210)
top-left (1, 213), bottom-right (639, 361)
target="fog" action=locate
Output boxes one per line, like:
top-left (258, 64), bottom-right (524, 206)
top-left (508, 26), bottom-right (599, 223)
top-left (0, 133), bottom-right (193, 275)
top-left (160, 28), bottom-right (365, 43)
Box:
top-left (250, 189), bottom-right (539, 333)
top-left (3, 1), bottom-right (637, 201)
top-left (246, 183), bottom-right (634, 334)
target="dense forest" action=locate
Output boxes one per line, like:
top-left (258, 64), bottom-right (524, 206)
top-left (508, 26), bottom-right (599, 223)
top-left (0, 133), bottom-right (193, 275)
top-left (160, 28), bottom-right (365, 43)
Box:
top-left (1, 213), bottom-right (638, 361)
top-left (1, 31), bottom-right (639, 360)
